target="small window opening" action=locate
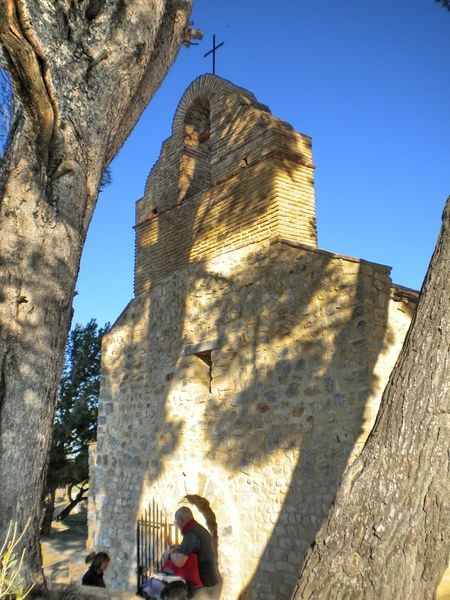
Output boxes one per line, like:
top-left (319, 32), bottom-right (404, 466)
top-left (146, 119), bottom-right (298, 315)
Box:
top-left (195, 350), bottom-right (212, 392)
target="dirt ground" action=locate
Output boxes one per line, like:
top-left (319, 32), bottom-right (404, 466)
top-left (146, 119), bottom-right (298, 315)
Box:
top-left (41, 509), bottom-right (88, 585)
top-left (40, 510), bottom-right (136, 599)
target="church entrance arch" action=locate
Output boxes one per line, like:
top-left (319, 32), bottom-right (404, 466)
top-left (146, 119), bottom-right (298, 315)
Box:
top-left (178, 475), bottom-right (242, 600)
top-left (183, 493), bottom-right (218, 552)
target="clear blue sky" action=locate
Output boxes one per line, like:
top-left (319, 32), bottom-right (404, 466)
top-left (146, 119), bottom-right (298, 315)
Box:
top-left (73, 0), bottom-right (450, 328)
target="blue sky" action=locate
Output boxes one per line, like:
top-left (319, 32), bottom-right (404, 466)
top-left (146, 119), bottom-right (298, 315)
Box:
top-left (73, 0), bottom-right (450, 327)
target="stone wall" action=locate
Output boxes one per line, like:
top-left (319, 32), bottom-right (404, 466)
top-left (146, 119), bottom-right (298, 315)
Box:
top-left (92, 239), bottom-right (414, 599)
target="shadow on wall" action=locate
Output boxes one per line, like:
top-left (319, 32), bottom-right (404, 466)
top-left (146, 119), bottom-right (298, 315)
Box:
top-left (95, 76), bottom-right (395, 598)
top-left (203, 256), bottom-right (390, 599)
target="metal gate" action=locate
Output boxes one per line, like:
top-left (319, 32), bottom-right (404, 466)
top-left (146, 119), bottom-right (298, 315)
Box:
top-left (136, 499), bottom-right (181, 591)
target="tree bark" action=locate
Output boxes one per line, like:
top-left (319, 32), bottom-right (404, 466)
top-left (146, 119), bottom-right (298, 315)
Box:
top-left (0, 0), bottom-right (192, 592)
top-left (292, 196), bottom-right (450, 599)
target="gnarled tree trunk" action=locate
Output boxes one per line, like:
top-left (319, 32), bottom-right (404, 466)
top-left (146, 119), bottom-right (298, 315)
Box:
top-left (56, 483), bottom-right (88, 522)
top-left (293, 196), bottom-right (450, 599)
top-left (0, 0), bottom-right (193, 592)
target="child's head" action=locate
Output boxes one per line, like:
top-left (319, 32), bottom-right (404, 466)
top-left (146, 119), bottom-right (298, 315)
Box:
top-left (86, 551), bottom-right (111, 572)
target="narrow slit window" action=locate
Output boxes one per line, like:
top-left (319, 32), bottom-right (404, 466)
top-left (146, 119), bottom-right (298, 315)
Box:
top-left (195, 350), bottom-right (212, 393)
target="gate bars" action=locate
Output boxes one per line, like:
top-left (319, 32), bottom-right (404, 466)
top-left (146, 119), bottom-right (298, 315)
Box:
top-left (136, 499), bottom-right (181, 591)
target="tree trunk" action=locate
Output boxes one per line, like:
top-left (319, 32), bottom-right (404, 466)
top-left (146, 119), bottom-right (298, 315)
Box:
top-left (0, 0), bottom-right (192, 593)
top-left (0, 122), bottom-right (89, 592)
top-left (56, 484), bottom-right (88, 522)
top-left (292, 196), bottom-right (450, 599)
top-left (41, 489), bottom-right (56, 536)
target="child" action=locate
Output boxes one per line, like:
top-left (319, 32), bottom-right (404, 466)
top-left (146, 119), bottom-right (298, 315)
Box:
top-left (82, 551), bottom-right (110, 588)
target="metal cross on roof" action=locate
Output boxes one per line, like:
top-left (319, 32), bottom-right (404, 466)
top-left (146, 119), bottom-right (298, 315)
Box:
top-left (203, 34), bottom-right (224, 75)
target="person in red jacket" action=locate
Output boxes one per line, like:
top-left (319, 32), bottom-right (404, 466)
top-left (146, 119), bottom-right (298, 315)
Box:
top-left (168, 507), bottom-right (222, 599)
top-left (162, 551), bottom-right (203, 592)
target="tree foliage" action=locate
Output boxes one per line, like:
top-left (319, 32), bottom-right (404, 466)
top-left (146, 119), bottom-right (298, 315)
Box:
top-left (436, 0), bottom-right (450, 10)
top-left (99, 166), bottom-right (112, 192)
top-left (46, 319), bottom-right (109, 502)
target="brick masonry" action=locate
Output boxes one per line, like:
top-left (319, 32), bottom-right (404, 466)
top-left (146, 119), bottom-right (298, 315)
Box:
top-left (90, 75), bottom-right (424, 599)
top-left (135, 75), bottom-right (316, 294)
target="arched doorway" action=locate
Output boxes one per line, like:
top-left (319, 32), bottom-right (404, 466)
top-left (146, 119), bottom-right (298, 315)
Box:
top-left (184, 494), bottom-right (218, 553)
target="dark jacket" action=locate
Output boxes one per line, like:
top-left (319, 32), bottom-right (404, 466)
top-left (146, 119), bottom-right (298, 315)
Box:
top-left (82, 565), bottom-right (106, 588)
top-left (178, 522), bottom-right (221, 588)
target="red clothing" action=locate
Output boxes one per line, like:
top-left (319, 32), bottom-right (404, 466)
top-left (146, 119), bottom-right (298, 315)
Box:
top-left (182, 518), bottom-right (197, 535)
top-left (162, 552), bottom-right (203, 589)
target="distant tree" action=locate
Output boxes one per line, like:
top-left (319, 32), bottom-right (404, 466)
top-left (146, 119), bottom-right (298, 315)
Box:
top-left (41, 320), bottom-right (109, 534)
top-left (436, 0), bottom-right (450, 10)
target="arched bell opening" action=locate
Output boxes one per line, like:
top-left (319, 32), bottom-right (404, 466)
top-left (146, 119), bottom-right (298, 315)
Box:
top-left (177, 96), bottom-right (212, 202)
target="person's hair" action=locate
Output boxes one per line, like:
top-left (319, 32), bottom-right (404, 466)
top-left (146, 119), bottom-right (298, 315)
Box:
top-left (175, 506), bottom-right (193, 522)
top-left (161, 580), bottom-right (189, 600)
top-left (85, 551), bottom-right (111, 571)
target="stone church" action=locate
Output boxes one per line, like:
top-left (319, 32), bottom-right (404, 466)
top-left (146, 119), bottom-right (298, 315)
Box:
top-left (88, 74), bottom-right (419, 599)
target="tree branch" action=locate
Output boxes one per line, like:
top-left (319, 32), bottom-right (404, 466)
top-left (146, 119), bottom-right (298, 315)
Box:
top-left (103, 0), bottom-right (192, 166)
top-left (0, 0), bottom-right (55, 164)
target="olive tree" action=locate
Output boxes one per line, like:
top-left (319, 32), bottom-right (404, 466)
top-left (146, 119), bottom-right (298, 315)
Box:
top-left (0, 0), bottom-right (194, 591)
